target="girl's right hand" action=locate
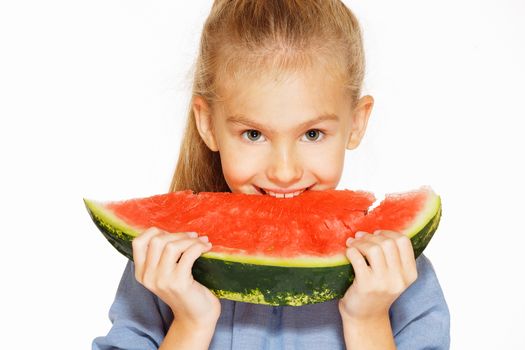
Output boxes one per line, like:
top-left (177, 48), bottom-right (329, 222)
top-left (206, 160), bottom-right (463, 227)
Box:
top-left (132, 227), bottom-right (221, 329)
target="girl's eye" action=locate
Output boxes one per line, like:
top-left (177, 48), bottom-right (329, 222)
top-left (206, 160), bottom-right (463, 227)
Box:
top-left (242, 130), bottom-right (266, 142)
top-left (241, 129), bottom-right (325, 143)
top-left (302, 129), bottom-right (324, 142)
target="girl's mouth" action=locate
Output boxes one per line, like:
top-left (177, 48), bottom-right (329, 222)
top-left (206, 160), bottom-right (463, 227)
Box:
top-left (254, 185), bottom-right (313, 198)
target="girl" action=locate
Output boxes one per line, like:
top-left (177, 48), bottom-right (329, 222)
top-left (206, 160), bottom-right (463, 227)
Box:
top-left (93, 1), bottom-right (450, 349)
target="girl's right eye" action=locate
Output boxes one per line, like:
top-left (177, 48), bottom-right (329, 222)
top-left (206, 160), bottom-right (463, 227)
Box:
top-left (242, 130), bottom-right (266, 143)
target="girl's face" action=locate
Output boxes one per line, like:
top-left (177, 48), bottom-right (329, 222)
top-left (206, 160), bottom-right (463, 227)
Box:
top-left (193, 67), bottom-right (374, 197)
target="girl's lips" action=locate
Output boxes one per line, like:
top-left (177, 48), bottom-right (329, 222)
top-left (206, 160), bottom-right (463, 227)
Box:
top-left (254, 185), bottom-right (314, 198)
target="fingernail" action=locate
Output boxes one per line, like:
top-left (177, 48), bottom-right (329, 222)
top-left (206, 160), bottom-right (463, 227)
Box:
top-left (355, 231), bottom-right (367, 239)
top-left (198, 235), bottom-right (209, 242)
top-left (346, 237), bottom-right (354, 245)
top-left (373, 230), bottom-right (382, 235)
top-left (188, 232), bottom-right (198, 238)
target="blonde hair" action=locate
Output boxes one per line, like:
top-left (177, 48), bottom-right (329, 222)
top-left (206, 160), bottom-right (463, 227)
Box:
top-left (169, 0), bottom-right (366, 193)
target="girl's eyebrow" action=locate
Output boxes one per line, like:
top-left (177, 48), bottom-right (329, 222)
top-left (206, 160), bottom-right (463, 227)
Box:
top-left (226, 113), bottom-right (339, 132)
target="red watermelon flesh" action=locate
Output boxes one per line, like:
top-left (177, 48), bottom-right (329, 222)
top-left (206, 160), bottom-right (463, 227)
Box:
top-left (105, 188), bottom-right (431, 259)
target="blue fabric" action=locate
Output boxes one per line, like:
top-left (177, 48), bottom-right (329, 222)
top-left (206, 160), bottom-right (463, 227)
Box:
top-left (93, 254), bottom-right (450, 349)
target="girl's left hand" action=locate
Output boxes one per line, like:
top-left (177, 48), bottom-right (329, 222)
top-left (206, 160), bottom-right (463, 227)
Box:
top-left (339, 230), bottom-right (418, 322)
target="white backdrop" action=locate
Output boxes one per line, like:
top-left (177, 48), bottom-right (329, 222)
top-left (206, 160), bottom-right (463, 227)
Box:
top-left (1, 1), bottom-right (523, 348)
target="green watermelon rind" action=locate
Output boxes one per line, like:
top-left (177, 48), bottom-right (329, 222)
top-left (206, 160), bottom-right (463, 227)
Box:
top-left (83, 190), bottom-right (441, 306)
top-left (84, 199), bottom-right (139, 259)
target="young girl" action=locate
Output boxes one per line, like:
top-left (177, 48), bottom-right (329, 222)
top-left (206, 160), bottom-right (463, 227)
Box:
top-left (93, 1), bottom-right (450, 349)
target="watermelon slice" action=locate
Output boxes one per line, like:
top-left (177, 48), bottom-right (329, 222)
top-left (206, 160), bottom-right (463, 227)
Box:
top-left (84, 186), bottom-right (441, 306)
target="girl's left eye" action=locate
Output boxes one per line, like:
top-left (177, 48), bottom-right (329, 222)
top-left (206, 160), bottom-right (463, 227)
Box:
top-left (301, 129), bottom-right (324, 142)
top-left (242, 130), bottom-right (266, 142)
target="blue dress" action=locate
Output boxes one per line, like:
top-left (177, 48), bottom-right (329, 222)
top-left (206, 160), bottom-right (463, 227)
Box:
top-left (93, 254), bottom-right (450, 349)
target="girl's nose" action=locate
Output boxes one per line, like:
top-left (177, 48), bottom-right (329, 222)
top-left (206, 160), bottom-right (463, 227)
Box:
top-left (265, 144), bottom-right (303, 188)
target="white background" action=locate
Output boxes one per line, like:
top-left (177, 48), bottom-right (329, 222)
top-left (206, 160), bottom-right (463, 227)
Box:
top-left (1, 0), bottom-right (523, 348)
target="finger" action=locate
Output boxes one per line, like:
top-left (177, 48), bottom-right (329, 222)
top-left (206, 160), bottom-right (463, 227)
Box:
top-left (175, 240), bottom-right (212, 279)
top-left (348, 239), bottom-right (388, 273)
top-left (366, 231), bottom-right (403, 273)
top-left (157, 236), bottom-right (209, 277)
top-left (380, 230), bottom-right (417, 282)
top-left (346, 246), bottom-right (370, 279)
top-left (354, 231), bottom-right (370, 239)
top-left (132, 227), bottom-right (164, 281)
top-left (345, 231), bottom-right (368, 246)
top-left (142, 231), bottom-right (197, 282)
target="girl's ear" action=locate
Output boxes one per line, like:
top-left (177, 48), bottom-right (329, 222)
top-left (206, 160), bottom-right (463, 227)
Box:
top-left (193, 96), bottom-right (220, 152)
top-left (346, 95), bottom-right (374, 150)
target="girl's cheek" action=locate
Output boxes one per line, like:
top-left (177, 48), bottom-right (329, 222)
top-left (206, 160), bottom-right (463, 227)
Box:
top-left (302, 142), bottom-right (345, 186)
top-left (220, 148), bottom-right (266, 185)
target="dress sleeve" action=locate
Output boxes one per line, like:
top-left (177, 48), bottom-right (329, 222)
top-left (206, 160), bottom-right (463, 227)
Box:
top-left (389, 254), bottom-right (451, 350)
top-left (92, 260), bottom-right (174, 350)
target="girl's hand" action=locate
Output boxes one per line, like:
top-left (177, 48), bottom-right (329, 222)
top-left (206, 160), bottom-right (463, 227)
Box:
top-left (132, 227), bottom-right (221, 329)
top-left (339, 230), bottom-right (418, 322)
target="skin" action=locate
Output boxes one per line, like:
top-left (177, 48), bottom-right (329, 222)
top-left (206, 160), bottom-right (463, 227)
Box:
top-left (133, 65), bottom-right (418, 349)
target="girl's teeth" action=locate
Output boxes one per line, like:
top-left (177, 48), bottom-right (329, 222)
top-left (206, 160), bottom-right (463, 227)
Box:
top-left (266, 189), bottom-right (305, 198)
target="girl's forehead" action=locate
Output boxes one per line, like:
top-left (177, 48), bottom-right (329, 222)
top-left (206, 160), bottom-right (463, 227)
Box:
top-left (213, 68), bottom-right (352, 126)
top-left (216, 66), bottom-right (348, 107)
